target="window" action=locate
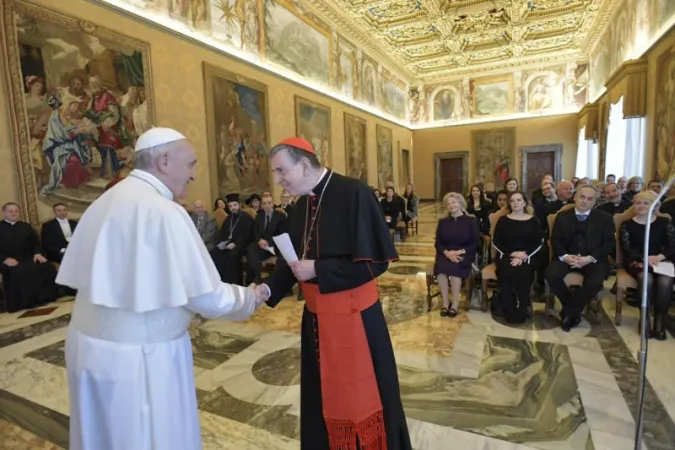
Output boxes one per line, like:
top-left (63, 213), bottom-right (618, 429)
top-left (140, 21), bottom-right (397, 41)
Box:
top-left (575, 126), bottom-right (599, 179)
top-left (604, 96), bottom-right (646, 179)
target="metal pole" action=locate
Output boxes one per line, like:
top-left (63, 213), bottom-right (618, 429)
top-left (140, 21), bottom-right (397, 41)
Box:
top-left (634, 174), bottom-right (675, 450)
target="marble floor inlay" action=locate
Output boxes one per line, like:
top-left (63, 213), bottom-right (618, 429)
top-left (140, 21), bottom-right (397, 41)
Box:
top-left (1, 201), bottom-right (674, 450)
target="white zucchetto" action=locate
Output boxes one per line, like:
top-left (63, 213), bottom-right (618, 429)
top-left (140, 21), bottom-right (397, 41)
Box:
top-left (135, 127), bottom-right (187, 152)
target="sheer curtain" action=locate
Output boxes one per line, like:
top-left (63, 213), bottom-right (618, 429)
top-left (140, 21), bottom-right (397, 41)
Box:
top-left (575, 126), bottom-right (599, 179)
top-left (604, 96), bottom-right (646, 179)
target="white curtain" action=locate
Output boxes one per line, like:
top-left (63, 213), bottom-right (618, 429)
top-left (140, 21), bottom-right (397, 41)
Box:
top-left (575, 126), bottom-right (599, 179)
top-left (604, 96), bottom-right (646, 179)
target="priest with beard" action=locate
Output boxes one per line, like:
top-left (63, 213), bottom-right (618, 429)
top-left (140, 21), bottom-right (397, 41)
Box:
top-left (254, 137), bottom-right (412, 450)
top-left (0, 202), bottom-right (58, 312)
top-left (212, 193), bottom-right (254, 285)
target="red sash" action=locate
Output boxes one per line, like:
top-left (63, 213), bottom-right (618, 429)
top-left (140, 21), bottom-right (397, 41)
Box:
top-left (300, 280), bottom-right (387, 450)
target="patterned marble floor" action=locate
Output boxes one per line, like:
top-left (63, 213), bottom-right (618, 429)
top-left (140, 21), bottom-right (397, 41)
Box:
top-left (1, 202), bottom-right (674, 449)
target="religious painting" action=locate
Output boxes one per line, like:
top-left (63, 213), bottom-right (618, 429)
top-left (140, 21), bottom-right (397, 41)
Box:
top-left (263, 0), bottom-right (331, 86)
top-left (472, 127), bottom-right (516, 186)
top-left (376, 124), bottom-right (393, 188)
top-left (470, 76), bottom-right (513, 117)
top-left (344, 113), bottom-right (367, 183)
top-left (431, 86), bottom-right (461, 121)
top-left (337, 38), bottom-right (356, 99)
top-left (361, 58), bottom-right (377, 107)
top-left (295, 96), bottom-right (331, 166)
top-left (203, 63), bottom-right (269, 200)
top-left (166, 0), bottom-right (210, 28)
top-left (524, 71), bottom-right (563, 113)
top-left (654, 46), bottom-right (675, 179)
top-left (0, 0), bottom-right (155, 226)
top-left (400, 149), bottom-right (411, 188)
top-left (568, 63), bottom-right (589, 108)
top-left (381, 72), bottom-right (406, 119)
top-left (652, 0), bottom-right (675, 30)
top-left (210, 0), bottom-right (260, 53)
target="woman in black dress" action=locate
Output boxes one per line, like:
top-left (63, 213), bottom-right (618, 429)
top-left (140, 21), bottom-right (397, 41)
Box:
top-left (381, 187), bottom-right (402, 231)
top-left (434, 192), bottom-right (479, 317)
top-left (620, 191), bottom-right (675, 340)
top-left (490, 190), bottom-right (509, 213)
top-left (492, 191), bottom-right (544, 323)
top-left (403, 183), bottom-right (419, 225)
top-left (466, 184), bottom-right (491, 236)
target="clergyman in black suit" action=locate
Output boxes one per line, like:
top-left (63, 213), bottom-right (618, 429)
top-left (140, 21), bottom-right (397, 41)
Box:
top-left (278, 190), bottom-right (295, 218)
top-left (545, 185), bottom-right (614, 331)
top-left (245, 193), bottom-right (287, 283)
top-left (41, 203), bottom-right (78, 264)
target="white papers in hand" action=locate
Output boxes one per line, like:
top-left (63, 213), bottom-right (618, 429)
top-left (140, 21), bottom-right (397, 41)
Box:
top-left (272, 234), bottom-right (297, 262)
top-left (265, 246), bottom-right (276, 255)
top-left (216, 241), bottom-right (229, 250)
top-left (653, 261), bottom-right (674, 278)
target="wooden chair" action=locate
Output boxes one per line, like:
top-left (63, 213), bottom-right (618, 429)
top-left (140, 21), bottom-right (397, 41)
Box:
top-left (546, 204), bottom-right (601, 320)
top-left (406, 217), bottom-right (418, 236)
top-left (425, 262), bottom-right (473, 312)
top-left (480, 209), bottom-right (508, 311)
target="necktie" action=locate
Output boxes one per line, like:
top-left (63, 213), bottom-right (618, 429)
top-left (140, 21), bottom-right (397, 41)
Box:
top-left (576, 214), bottom-right (587, 222)
top-left (265, 215), bottom-right (270, 230)
top-left (197, 216), bottom-right (202, 229)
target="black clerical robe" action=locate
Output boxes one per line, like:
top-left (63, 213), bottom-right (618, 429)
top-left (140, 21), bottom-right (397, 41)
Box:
top-left (264, 170), bottom-right (412, 450)
top-left (0, 221), bottom-right (58, 312)
top-left (211, 211), bottom-right (254, 285)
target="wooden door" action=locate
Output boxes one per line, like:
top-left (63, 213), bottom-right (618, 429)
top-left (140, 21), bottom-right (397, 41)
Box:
top-left (439, 158), bottom-right (463, 197)
top-left (525, 151), bottom-right (555, 195)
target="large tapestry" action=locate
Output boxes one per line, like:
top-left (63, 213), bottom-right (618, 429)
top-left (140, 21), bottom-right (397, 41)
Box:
top-left (295, 96), bottom-right (331, 165)
top-left (344, 113), bottom-right (367, 183)
top-left (472, 128), bottom-right (516, 186)
top-left (654, 45), bottom-right (675, 179)
top-left (376, 124), bottom-right (393, 188)
top-left (203, 63), bottom-right (269, 199)
top-left (0, 0), bottom-right (155, 226)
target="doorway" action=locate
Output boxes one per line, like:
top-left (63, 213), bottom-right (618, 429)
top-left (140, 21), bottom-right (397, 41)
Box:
top-left (520, 144), bottom-right (562, 196)
top-left (435, 152), bottom-right (468, 201)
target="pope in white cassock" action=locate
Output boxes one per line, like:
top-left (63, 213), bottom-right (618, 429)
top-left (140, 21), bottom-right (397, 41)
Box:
top-left (57, 127), bottom-right (263, 450)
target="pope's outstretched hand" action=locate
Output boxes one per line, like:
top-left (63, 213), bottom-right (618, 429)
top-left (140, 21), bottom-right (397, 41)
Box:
top-left (250, 284), bottom-right (269, 307)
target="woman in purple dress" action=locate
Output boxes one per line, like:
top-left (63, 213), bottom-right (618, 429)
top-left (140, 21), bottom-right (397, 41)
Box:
top-left (434, 192), bottom-right (480, 317)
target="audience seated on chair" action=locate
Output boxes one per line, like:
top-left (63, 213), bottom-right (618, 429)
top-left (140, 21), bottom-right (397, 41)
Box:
top-left (467, 184), bottom-right (491, 237)
top-left (433, 192), bottom-right (479, 318)
top-left (381, 187), bottom-right (403, 238)
top-left (41, 203), bottom-right (77, 265)
top-left (619, 191), bottom-right (675, 340)
top-left (492, 191), bottom-right (544, 324)
top-left (403, 183), bottom-right (419, 235)
top-left (245, 193), bottom-right (287, 284)
top-left (545, 185), bottom-right (614, 332)
top-left (211, 193), bottom-right (254, 285)
top-left (596, 182), bottom-right (631, 216)
top-left (0, 202), bottom-right (59, 313)
top-left (191, 200), bottom-right (218, 252)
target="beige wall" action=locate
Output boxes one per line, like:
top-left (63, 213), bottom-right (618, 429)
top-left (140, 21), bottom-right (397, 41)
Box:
top-left (411, 114), bottom-right (578, 200)
top-left (0, 0), bottom-right (412, 216)
top-left (0, 70), bottom-right (19, 208)
top-left (644, 27), bottom-right (675, 179)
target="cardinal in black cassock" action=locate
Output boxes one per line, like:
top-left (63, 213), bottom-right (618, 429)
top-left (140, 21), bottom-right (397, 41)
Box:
top-left (258, 138), bottom-right (412, 450)
top-left (0, 203), bottom-right (58, 312)
top-left (211, 193), bottom-right (254, 285)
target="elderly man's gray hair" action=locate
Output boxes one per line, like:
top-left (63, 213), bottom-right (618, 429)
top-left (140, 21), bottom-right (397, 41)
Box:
top-left (575, 184), bottom-right (600, 198)
top-left (132, 142), bottom-right (174, 170)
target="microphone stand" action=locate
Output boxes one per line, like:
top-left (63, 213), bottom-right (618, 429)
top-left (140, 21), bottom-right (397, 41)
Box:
top-left (634, 174), bottom-right (675, 450)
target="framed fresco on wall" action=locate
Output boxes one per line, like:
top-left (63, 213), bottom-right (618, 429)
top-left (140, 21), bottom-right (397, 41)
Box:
top-left (263, 0), bottom-right (332, 87)
top-left (471, 127), bottom-right (516, 187)
top-left (295, 96), bottom-right (331, 166)
top-left (376, 124), bottom-right (393, 188)
top-left (344, 113), bottom-right (367, 183)
top-left (470, 76), bottom-right (513, 118)
top-left (0, 0), bottom-right (155, 227)
top-left (654, 45), bottom-right (675, 180)
top-left (203, 63), bottom-right (270, 200)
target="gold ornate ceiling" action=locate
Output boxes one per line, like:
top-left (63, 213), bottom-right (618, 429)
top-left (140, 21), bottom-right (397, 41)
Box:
top-left (305, 0), bottom-right (611, 83)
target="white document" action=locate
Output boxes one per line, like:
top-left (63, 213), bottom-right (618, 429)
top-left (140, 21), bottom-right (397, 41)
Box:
top-left (272, 233), bottom-right (298, 262)
top-left (265, 246), bottom-right (276, 255)
top-left (653, 261), bottom-right (675, 278)
top-left (216, 240), bottom-right (229, 250)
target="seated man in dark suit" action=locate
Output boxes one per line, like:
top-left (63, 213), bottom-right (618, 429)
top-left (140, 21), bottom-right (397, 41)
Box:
top-left (191, 200), bottom-right (217, 252)
top-left (278, 190), bottom-right (295, 218)
top-left (41, 203), bottom-right (78, 264)
top-left (546, 185), bottom-right (614, 331)
top-left (245, 193), bottom-right (287, 283)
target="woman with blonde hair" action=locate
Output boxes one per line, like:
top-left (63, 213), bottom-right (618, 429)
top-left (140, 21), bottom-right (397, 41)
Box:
top-left (433, 192), bottom-right (480, 317)
top-left (620, 190), bottom-right (675, 340)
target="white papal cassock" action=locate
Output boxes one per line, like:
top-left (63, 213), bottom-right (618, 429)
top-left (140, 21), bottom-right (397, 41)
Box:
top-left (57, 168), bottom-right (258, 450)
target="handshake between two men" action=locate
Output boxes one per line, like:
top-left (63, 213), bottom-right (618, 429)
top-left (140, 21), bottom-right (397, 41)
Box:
top-left (247, 259), bottom-right (317, 306)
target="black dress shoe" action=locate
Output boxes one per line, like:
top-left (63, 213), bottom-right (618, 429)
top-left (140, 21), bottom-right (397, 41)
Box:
top-left (561, 315), bottom-right (581, 332)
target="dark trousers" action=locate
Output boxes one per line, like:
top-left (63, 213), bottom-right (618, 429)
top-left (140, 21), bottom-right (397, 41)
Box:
top-left (535, 245), bottom-right (549, 287)
top-left (245, 243), bottom-right (271, 284)
top-left (545, 259), bottom-right (606, 318)
top-left (628, 268), bottom-right (674, 314)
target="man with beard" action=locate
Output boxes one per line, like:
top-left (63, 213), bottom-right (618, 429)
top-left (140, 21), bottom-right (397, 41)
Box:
top-left (596, 182), bottom-right (631, 215)
top-left (254, 137), bottom-right (411, 450)
top-left (212, 193), bottom-right (254, 285)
